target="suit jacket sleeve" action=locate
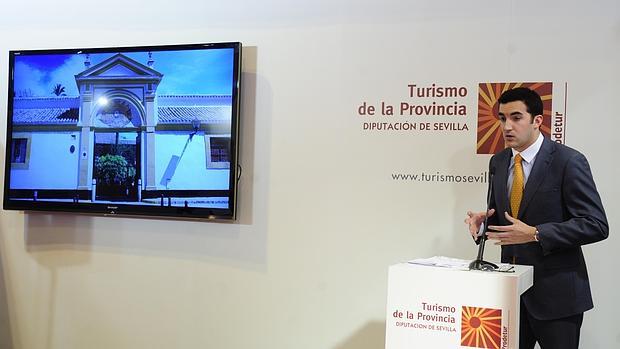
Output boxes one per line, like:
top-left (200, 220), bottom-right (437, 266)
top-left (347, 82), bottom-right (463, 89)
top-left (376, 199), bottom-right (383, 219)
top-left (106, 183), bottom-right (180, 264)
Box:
top-left (537, 152), bottom-right (609, 255)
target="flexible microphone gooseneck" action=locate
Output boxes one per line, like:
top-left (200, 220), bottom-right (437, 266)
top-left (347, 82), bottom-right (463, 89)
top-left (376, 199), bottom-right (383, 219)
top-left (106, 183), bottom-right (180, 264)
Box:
top-left (469, 168), bottom-right (499, 271)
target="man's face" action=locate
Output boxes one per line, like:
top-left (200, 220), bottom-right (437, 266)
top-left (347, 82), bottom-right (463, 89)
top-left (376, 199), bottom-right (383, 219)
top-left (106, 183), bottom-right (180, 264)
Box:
top-left (498, 101), bottom-right (542, 152)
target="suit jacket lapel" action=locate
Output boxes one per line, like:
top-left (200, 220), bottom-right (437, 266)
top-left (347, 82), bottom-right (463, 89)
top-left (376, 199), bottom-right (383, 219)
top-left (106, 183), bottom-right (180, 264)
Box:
top-left (493, 150), bottom-right (511, 221)
top-left (518, 138), bottom-right (555, 218)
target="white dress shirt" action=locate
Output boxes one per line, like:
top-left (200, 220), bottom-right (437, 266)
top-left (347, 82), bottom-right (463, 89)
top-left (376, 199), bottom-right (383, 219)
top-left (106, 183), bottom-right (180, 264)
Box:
top-left (507, 132), bottom-right (544, 197)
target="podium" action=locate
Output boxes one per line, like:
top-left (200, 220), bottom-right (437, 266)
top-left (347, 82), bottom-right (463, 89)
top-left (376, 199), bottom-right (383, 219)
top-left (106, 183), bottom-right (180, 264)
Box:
top-left (385, 262), bottom-right (533, 349)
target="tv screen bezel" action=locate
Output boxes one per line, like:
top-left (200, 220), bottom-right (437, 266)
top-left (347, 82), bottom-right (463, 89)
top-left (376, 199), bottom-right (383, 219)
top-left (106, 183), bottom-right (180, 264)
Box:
top-left (3, 42), bottom-right (242, 220)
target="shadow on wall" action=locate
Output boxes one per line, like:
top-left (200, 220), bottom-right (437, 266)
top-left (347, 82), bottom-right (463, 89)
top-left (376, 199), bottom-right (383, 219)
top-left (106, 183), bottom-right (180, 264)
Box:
top-left (334, 321), bottom-right (385, 349)
top-left (237, 45), bottom-right (260, 227)
top-left (0, 140), bottom-right (14, 348)
top-left (0, 245), bottom-right (14, 349)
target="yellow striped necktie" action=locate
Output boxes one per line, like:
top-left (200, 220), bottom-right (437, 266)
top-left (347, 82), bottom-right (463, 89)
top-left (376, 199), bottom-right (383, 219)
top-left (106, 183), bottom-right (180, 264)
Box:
top-left (510, 154), bottom-right (524, 216)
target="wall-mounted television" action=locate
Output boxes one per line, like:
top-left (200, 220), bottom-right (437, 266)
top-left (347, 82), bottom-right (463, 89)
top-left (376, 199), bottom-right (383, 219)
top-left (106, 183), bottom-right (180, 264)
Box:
top-left (3, 42), bottom-right (242, 220)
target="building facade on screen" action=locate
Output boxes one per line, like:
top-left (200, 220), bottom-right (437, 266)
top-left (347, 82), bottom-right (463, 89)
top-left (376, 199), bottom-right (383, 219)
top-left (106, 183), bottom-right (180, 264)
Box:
top-left (9, 50), bottom-right (234, 207)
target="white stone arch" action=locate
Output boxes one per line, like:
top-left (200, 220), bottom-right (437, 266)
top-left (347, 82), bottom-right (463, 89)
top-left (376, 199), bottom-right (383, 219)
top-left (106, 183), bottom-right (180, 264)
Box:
top-left (89, 90), bottom-right (146, 128)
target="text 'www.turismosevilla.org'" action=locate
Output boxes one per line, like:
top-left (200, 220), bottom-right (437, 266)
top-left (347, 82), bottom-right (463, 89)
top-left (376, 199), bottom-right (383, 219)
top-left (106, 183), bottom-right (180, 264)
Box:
top-left (391, 171), bottom-right (488, 184)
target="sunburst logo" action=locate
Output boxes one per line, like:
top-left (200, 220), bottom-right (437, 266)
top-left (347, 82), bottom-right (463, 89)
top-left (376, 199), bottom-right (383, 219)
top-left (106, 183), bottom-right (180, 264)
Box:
top-left (461, 306), bottom-right (502, 349)
top-left (477, 82), bottom-right (553, 154)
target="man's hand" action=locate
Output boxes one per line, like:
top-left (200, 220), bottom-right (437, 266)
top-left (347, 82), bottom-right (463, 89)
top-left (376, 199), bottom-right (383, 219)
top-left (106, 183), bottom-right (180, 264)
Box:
top-left (465, 209), bottom-right (495, 240)
top-left (487, 212), bottom-right (537, 245)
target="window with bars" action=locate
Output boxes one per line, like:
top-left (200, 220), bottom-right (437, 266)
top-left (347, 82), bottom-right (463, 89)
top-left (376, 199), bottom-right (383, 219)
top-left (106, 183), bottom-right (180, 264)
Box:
top-left (12, 139), bottom-right (28, 163)
top-left (11, 135), bottom-right (32, 169)
top-left (206, 136), bottom-right (231, 169)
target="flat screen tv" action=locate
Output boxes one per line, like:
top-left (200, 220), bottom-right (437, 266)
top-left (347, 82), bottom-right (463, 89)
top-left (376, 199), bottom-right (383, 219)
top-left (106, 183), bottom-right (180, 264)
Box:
top-left (3, 42), bottom-right (242, 220)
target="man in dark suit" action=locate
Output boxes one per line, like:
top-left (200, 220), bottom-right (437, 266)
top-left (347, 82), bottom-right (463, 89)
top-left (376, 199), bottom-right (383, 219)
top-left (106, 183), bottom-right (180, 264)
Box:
top-left (465, 87), bottom-right (608, 349)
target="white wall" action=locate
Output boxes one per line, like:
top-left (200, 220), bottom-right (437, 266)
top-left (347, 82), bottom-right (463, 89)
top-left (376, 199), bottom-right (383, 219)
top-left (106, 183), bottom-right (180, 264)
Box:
top-left (154, 132), bottom-right (229, 190)
top-left (0, 1), bottom-right (618, 348)
top-left (10, 132), bottom-right (80, 189)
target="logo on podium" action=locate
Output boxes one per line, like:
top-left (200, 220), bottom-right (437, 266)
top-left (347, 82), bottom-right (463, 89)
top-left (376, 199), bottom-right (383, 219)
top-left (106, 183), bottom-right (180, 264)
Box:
top-left (461, 306), bottom-right (502, 349)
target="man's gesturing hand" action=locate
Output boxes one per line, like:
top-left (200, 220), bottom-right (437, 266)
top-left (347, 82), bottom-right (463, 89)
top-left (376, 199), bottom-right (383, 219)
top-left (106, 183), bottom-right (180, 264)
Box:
top-left (487, 212), bottom-right (537, 245)
top-left (465, 209), bottom-right (495, 240)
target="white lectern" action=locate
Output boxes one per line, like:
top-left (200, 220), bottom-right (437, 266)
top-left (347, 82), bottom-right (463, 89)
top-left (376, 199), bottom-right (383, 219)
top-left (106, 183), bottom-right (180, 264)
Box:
top-left (385, 262), bottom-right (533, 349)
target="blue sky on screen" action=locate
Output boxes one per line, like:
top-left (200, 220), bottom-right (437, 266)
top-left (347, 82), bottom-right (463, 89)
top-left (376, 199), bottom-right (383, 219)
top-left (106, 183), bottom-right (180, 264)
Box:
top-left (13, 48), bottom-right (235, 97)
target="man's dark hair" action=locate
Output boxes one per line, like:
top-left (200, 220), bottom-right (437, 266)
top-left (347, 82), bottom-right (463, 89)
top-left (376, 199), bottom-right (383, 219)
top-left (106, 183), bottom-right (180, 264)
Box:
top-left (497, 87), bottom-right (544, 119)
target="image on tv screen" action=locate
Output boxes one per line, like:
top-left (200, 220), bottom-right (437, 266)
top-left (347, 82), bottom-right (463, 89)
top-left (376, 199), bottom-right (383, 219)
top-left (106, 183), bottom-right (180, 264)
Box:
top-left (5, 43), bottom-right (241, 219)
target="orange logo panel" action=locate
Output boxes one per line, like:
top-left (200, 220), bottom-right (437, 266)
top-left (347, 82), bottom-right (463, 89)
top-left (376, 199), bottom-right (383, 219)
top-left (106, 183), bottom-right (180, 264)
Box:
top-left (461, 306), bottom-right (502, 349)
top-left (477, 82), bottom-right (552, 154)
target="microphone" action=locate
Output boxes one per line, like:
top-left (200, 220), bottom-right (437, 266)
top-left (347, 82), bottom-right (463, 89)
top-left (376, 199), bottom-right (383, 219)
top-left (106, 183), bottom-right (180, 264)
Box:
top-left (469, 167), bottom-right (499, 271)
top-left (475, 167), bottom-right (494, 244)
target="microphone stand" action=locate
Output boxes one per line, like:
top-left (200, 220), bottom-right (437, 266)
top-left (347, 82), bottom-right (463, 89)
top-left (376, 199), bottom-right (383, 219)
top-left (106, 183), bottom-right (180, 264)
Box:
top-left (469, 170), bottom-right (499, 271)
